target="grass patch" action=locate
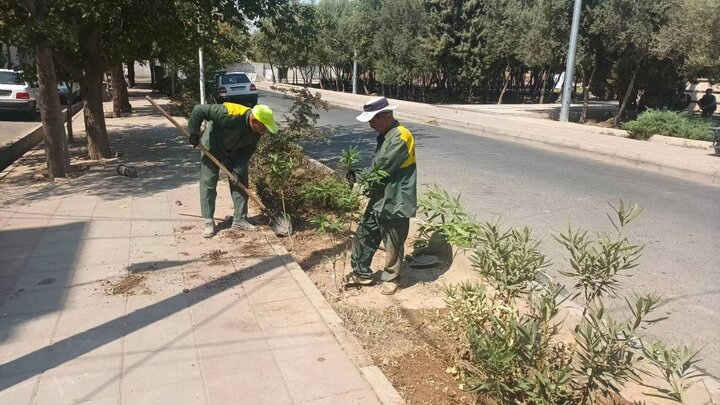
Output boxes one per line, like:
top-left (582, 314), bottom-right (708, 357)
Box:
top-left (622, 109), bottom-right (715, 141)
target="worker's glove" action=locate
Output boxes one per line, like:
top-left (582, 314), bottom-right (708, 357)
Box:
top-left (189, 133), bottom-right (200, 148)
top-left (345, 170), bottom-right (356, 187)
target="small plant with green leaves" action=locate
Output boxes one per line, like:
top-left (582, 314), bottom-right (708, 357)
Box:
top-left (471, 221), bottom-right (550, 301)
top-left (340, 146), bottom-right (361, 186)
top-left (414, 185), bottom-right (484, 252)
top-left (430, 186), bottom-right (707, 404)
top-left (554, 200), bottom-right (644, 308)
top-left (641, 341), bottom-right (705, 403)
top-left (302, 176), bottom-right (361, 215)
top-left (572, 293), bottom-right (667, 404)
top-left (251, 86), bottom-right (332, 220)
top-left (310, 214), bottom-right (347, 290)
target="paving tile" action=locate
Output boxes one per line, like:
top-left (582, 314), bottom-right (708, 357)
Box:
top-left (0, 288), bottom-right (67, 315)
top-left (63, 281), bottom-right (118, 309)
top-left (123, 309), bottom-right (194, 352)
top-left (122, 377), bottom-right (206, 405)
top-left (82, 236), bottom-right (131, 254)
top-left (75, 249), bottom-right (129, 268)
top-left (0, 373), bottom-right (38, 405)
top-left (0, 337), bottom-right (52, 377)
top-left (264, 322), bottom-right (340, 362)
top-left (251, 297), bottom-right (322, 331)
top-left (298, 389), bottom-right (380, 405)
top-left (34, 364), bottom-right (121, 405)
top-left (84, 221), bottom-right (132, 239)
top-left (47, 327), bottom-right (125, 369)
top-left (0, 258), bottom-right (26, 277)
top-left (2, 216), bottom-right (51, 231)
top-left (190, 296), bottom-right (266, 353)
top-left (200, 348), bottom-right (292, 405)
top-left (243, 273), bottom-right (305, 305)
top-left (130, 220), bottom-right (176, 238)
top-left (31, 240), bottom-right (85, 259)
top-left (0, 310), bottom-right (60, 343)
top-left (238, 256), bottom-right (290, 284)
top-left (22, 254), bottom-right (77, 274)
top-left (0, 244), bottom-right (37, 261)
top-left (54, 303), bottom-right (126, 338)
top-left (0, 229), bottom-right (43, 248)
top-left (278, 349), bottom-right (369, 403)
top-left (71, 263), bottom-right (128, 285)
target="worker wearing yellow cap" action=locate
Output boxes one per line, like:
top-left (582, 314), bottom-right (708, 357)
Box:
top-left (187, 102), bottom-right (278, 238)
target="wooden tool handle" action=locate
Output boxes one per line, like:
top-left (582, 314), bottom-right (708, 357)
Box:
top-left (145, 96), bottom-right (268, 211)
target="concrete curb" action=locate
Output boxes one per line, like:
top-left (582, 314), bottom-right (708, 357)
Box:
top-left (259, 82), bottom-right (719, 186)
top-left (260, 229), bottom-right (405, 404)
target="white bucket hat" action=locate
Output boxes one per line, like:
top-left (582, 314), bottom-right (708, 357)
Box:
top-left (356, 96), bottom-right (399, 122)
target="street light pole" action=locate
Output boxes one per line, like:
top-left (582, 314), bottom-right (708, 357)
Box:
top-left (352, 49), bottom-right (358, 95)
top-left (199, 46), bottom-right (206, 105)
top-left (560, 0), bottom-right (583, 122)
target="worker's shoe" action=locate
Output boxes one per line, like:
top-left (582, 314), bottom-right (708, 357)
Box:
top-left (203, 220), bottom-right (215, 238)
top-left (380, 281), bottom-right (400, 295)
top-left (232, 219), bottom-right (257, 232)
top-left (342, 272), bottom-right (373, 286)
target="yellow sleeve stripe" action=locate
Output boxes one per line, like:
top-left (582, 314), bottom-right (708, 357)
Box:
top-left (398, 126), bottom-right (416, 168)
top-left (223, 102), bottom-right (251, 116)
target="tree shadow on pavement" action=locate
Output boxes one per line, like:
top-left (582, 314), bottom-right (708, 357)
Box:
top-left (0, 254), bottom-right (287, 394)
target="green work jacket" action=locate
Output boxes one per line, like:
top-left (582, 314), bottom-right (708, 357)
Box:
top-left (368, 122), bottom-right (417, 219)
top-left (187, 102), bottom-right (260, 161)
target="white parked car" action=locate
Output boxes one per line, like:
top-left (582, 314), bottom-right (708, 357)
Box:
top-left (215, 71), bottom-right (258, 107)
top-left (0, 69), bottom-right (38, 118)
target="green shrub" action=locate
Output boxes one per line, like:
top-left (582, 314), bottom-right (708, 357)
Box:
top-left (423, 187), bottom-right (707, 404)
top-left (302, 176), bottom-right (361, 214)
top-left (622, 109), bottom-right (715, 141)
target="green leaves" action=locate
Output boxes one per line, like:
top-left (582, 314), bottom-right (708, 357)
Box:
top-left (430, 186), bottom-right (706, 404)
top-left (554, 199), bottom-right (644, 306)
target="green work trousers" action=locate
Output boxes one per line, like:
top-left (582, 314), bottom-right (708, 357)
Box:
top-left (350, 208), bottom-right (410, 282)
top-left (199, 153), bottom-right (250, 221)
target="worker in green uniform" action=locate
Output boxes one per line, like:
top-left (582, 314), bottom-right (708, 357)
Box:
top-left (187, 102), bottom-right (278, 238)
top-left (344, 97), bottom-right (417, 295)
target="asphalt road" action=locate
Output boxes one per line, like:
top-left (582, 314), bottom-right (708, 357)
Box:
top-left (0, 112), bottom-right (40, 147)
top-left (259, 90), bottom-right (720, 378)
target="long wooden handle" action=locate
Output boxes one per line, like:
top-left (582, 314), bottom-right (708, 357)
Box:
top-left (145, 96), bottom-right (268, 212)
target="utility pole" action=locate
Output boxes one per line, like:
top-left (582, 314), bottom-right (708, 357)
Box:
top-left (352, 49), bottom-right (358, 95)
top-left (198, 12), bottom-right (206, 104)
top-left (199, 47), bottom-right (206, 104)
top-left (560, 0), bottom-right (583, 122)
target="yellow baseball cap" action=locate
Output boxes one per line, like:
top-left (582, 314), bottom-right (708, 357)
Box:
top-left (251, 104), bottom-right (279, 134)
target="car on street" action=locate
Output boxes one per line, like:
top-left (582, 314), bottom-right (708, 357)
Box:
top-left (0, 69), bottom-right (38, 118)
top-left (215, 71), bottom-right (258, 107)
top-left (57, 81), bottom-right (81, 104)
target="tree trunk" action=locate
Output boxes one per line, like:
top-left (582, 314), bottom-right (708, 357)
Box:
top-left (35, 46), bottom-right (69, 179)
top-left (81, 69), bottom-right (111, 159)
top-left (613, 63), bottom-right (640, 128)
top-left (269, 62), bottom-right (276, 83)
top-left (498, 66), bottom-right (511, 104)
top-left (126, 60), bottom-right (135, 88)
top-left (110, 64), bottom-right (131, 117)
top-left (150, 59), bottom-right (156, 85)
top-left (65, 81), bottom-right (74, 143)
top-left (539, 71), bottom-right (548, 104)
top-left (5, 43), bottom-right (11, 68)
top-left (580, 58), bottom-right (598, 124)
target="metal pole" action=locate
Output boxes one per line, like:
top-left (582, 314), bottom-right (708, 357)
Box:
top-left (199, 46), bottom-right (206, 104)
top-left (352, 49), bottom-right (358, 95)
top-left (560, 0), bottom-right (583, 122)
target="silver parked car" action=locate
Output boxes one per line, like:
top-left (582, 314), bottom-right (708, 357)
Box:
top-left (0, 69), bottom-right (38, 118)
top-left (216, 72), bottom-right (258, 107)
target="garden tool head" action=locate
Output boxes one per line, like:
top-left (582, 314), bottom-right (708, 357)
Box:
top-left (270, 212), bottom-right (293, 237)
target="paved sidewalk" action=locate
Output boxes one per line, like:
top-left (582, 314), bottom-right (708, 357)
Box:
top-left (0, 90), bottom-right (400, 404)
top-left (258, 82), bottom-right (720, 185)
